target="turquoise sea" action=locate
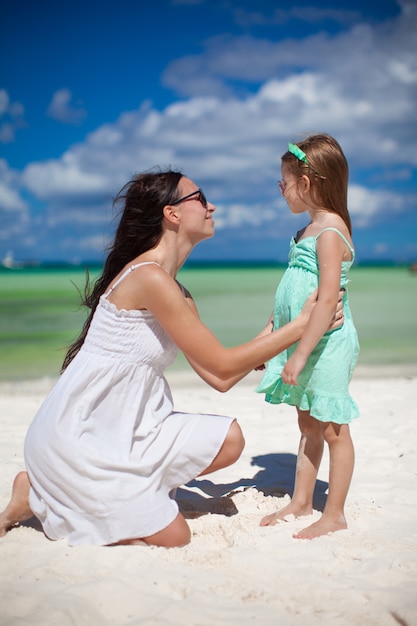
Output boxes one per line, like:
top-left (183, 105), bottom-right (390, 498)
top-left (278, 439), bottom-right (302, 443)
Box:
top-left (1, 265), bottom-right (416, 381)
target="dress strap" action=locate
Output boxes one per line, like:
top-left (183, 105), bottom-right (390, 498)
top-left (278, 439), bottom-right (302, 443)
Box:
top-left (103, 262), bottom-right (160, 298)
top-left (316, 228), bottom-right (354, 259)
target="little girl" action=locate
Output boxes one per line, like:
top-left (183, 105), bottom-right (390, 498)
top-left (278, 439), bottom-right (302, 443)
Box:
top-left (257, 133), bottom-right (359, 539)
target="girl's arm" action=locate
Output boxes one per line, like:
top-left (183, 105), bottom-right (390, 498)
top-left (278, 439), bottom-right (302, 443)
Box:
top-left (281, 230), bottom-right (347, 385)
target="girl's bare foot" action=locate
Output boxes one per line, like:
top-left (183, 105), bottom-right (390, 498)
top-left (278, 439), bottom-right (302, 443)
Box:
top-left (293, 514), bottom-right (347, 539)
top-left (0, 471), bottom-right (33, 537)
top-left (260, 501), bottom-right (313, 526)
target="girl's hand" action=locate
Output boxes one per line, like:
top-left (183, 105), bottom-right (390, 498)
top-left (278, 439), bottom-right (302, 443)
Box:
top-left (285, 289), bottom-right (345, 385)
top-left (281, 352), bottom-right (307, 385)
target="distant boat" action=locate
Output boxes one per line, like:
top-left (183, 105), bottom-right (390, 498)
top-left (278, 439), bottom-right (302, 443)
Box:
top-left (1, 251), bottom-right (23, 269)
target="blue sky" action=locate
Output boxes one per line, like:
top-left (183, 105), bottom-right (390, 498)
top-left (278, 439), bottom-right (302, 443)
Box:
top-left (1, 0), bottom-right (416, 265)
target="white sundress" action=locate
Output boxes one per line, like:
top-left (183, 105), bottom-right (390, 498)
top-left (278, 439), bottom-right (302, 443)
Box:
top-left (24, 263), bottom-right (234, 546)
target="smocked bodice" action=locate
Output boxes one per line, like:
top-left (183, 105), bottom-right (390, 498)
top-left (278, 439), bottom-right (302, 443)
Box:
top-left (81, 296), bottom-right (178, 372)
top-left (288, 234), bottom-right (354, 288)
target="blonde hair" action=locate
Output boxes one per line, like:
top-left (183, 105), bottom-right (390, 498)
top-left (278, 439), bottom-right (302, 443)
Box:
top-left (282, 134), bottom-right (352, 234)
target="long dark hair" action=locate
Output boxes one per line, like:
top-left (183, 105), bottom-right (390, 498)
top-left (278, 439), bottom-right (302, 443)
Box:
top-left (61, 168), bottom-right (183, 371)
top-left (282, 134), bottom-right (352, 234)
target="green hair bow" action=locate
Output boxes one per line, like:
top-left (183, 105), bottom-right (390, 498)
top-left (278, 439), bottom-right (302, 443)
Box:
top-left (288, 142), bottom-right (325, 178)
top-left (288, 142), bottom-right (309, 164)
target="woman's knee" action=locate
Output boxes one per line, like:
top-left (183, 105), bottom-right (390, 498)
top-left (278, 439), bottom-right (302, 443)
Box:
top-left (225, 420), bottom-right (245, 462)
top-left (199, 420), bottom-right (245, 476)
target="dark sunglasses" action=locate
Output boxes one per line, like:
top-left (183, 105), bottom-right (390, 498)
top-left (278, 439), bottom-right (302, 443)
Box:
top-left (171, 188), bottom-right (208, 210)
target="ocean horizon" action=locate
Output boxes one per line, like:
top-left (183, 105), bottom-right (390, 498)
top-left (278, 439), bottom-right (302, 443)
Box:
top-left (1, 265), bottom-right (416, 381)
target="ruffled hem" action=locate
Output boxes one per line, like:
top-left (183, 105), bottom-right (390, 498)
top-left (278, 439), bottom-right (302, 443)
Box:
top-left (257, 378), bottom-right (359, 425)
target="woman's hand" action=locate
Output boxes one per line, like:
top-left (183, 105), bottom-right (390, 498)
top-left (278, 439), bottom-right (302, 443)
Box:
top-left (299, 288), bottom-right (319, 321)
top-left (329, 289), bottom-right (345, 330)
top-left (300, 288), bottom-right (345, 331)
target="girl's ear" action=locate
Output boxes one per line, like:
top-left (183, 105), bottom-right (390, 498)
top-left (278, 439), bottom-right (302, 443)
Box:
top-left (299, 174), bottom-right (311, 194)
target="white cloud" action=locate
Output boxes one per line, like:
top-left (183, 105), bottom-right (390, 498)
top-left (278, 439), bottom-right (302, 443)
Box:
top-left (0, 160), bottom-right (30, 249)
top-left (0, 159), bottom-right (27, 212)
top-left (348, 184), bottom-right (405, 228)
top-left (234, 5), bottom-right (360, 29)
top-left (0, 90), bottom-right (26, 143)
top-left (5, 1), bottom-right (417, 260)
top-left (76, 234), bottom-right (110, 252)
top-left (162, 6), bottom-right (417, 162)
top-left (0, 90), bottom-right (9, 115)
top-left (47, 89), bottom-right (87, 125)
top-left (162, 3), bottom-right (417, 171)
top-left (213, 201), bottom-right (276, 229)
top-left (0, 179), bottom-right (26, 212)
top-left (23, 159), bottom-right (107, 201)
top-left (374, 242), bottom-right (388, 255)
top-left (0, 123), bottom-right (16, 143)
top-left (20, 50), bottom-right (415, 210)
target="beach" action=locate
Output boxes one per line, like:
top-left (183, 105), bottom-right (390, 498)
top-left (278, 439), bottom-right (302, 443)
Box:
top-left (1, 366), bottom-right (416, 626)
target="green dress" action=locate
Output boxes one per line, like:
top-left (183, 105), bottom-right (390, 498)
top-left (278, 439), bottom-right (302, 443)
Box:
top-left (256, 228), bottom-right (359, 425)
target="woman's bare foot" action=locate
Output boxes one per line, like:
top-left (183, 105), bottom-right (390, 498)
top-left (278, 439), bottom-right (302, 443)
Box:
top-left (260, 501), bottom-right (313, 526)
top-left (0, 471), bottom-right (33, 537)
top-left (293, 514), bottom-right (347, 539)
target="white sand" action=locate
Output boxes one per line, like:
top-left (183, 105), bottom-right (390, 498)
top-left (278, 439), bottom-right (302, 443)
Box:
top-left (1, 367), bottom-right (417, 626)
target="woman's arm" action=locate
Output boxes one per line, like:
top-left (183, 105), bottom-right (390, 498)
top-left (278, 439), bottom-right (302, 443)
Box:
top-left (183, 299), bottom-right (275, 391)
top-left (133, 265), bottom-right (309, 384)
top-left (281, 230), bottom-right (346, 385)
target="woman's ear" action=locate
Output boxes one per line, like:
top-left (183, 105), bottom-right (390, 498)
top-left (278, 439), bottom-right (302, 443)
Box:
top-left (163, 204), bottom-right (180, 224)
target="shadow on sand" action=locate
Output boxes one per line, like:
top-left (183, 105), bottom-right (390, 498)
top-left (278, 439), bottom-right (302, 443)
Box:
top-left (12, 453), bottom-right (329, 532)
top-left (178, 452), bottom-right (328, 519)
